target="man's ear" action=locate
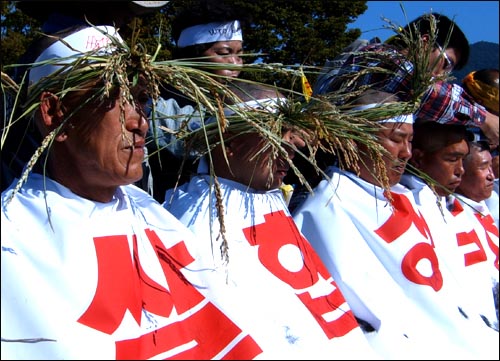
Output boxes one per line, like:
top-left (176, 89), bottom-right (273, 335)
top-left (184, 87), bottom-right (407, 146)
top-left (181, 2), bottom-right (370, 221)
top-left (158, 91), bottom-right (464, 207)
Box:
top-left (39, 91), bottom-right (68, 141)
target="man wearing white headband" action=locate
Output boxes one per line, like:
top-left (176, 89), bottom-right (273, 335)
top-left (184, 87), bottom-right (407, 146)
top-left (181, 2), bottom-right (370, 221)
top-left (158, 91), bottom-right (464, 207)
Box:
top-left (162, 81), bottom-right (380, 359)
top-left (3, 24), bottom-right (289, 360)
top-left (3, 1), bottom-right (169, 195)
top-left (293, 90), bottom-right (500, 359)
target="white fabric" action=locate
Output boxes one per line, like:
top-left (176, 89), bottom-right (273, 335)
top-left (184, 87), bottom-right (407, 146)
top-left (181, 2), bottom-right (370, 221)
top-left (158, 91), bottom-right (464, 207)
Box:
top-left (451, 193), bottom-right (499, 331)
top-left (177, 20), bottom-right (242, 48)
top-left (163, 175), bottom-right (380, 359)
top-left (292, 167), bottom-right (499, 359)
top-left (205, 97), bottom-right (286, 125)
top-left (401, 174), bottom-right (499, 332)
top-left (131, 1), bottom-right (169, 8)
top-left (29, 26), bottom-right (123, 85)
top-left (351, 104), bottom-right (414, 124)
top-left (485, 178), bottom-right (499, 228)
top-left (2, 174), bottom-right (278, 359)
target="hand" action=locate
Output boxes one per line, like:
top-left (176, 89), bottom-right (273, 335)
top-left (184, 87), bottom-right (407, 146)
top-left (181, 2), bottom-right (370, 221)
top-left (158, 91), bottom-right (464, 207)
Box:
top-left (479, 110), bottom-right (499, 148)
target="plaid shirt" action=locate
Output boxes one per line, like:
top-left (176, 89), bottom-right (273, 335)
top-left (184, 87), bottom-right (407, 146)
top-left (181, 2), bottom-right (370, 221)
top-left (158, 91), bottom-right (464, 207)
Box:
top-left (417, 81), bottom-right (486, 126)
top-left (316, 43), bottom-right (486, 126)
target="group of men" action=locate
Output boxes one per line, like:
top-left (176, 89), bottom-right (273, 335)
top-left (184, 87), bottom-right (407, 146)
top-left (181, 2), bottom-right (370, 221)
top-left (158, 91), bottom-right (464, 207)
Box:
top-left (1, 1), bottom-right (498, 359)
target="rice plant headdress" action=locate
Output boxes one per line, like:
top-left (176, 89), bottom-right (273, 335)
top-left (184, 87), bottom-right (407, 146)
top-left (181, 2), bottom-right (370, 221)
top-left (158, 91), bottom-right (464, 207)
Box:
top-left (0, 22), bottom-right (245, 205)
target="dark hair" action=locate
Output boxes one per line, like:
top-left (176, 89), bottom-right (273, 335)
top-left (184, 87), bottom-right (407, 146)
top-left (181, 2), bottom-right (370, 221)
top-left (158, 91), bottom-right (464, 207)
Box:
top-left (412, 120), bottom-right (472, 154)
top-left (409, 13), bottom-right (469, 69)
top-left (390, 13), bottom-right (469, 70)
top-left (469, 140), bottom-right (491, 153)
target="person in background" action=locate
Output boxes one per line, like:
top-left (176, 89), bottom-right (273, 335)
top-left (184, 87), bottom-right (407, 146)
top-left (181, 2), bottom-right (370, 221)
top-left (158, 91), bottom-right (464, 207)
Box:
top-left (292, 89), bottom-right (499, 359)
top-left (314, 12), bottom-right (499, 147)
top-left (1, 24), bottom-right (278, 359)
top-left (462, 68), bottom-right (499, 228)
top-left (162, 81), bottom-right (380, 359)
top-left (2, 1), bottom-right (170, 194)
top-left (147, 0), bottom-right (251, 202)
top-left (400, 120), bottom-right (498, 333)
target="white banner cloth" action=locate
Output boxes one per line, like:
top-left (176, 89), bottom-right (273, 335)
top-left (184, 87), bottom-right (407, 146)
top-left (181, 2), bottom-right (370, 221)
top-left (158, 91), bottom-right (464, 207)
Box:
top-left (401, 174), bottom-right (499, 332)
top-left (2, 174), bottom-right (285, 359)
top-left (293, 167), bottom-right (499, 359)
top-left (163, 175), bottom-right (379, 359)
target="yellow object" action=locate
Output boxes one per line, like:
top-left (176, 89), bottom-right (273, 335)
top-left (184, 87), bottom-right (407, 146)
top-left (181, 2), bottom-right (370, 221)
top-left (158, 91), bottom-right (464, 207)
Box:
top-left (463, 71), bottom-right (499, 114)
top-left (300, 67), bottom-right (313, 102)
top-left (280, 184), bottom-right (294, 206)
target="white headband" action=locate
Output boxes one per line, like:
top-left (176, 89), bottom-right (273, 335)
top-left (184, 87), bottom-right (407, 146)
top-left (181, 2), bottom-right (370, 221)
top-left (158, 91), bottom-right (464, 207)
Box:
top-left (198, 97), bottom-right (285, 174)
top-left (29, 26), bottom-right (124, 85)
top-left (205, 97), bottom-right (286, 124)
top-left (177, 20), bottom-right (242, 48)
top-left (352, 103), bottom-right (414, 124)
top-left (230, 97), bottom-right (285, 112)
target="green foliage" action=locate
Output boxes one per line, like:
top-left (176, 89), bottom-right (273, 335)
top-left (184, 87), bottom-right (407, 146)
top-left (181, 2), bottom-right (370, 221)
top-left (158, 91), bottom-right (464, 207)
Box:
top-left (1, 0), bottom-right (367, 85)
top-left (1, 1), bottom-right (42, 75)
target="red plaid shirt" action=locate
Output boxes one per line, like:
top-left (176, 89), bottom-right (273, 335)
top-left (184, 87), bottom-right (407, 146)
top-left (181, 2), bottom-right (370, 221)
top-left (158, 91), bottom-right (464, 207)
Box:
top-left (315, 43), bottom-right (486, 126)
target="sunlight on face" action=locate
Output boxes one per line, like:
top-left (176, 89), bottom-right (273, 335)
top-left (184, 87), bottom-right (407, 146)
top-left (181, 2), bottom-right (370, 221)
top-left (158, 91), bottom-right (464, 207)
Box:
top-left (418, 140), bottom-right (469, 197)
top-left (60, 82), bottom-right (150, 193)
top-left (458, 145), bottom-right (495, 202)
top-left (358, 123), bottom-right (413, 187)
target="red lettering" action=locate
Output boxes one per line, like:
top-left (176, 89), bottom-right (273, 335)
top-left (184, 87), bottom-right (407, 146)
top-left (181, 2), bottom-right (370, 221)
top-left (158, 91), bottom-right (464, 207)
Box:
top-left (243, 210), bottom-right (359, 339)
top-left (456, 230), bottom-right (488, 267)
top-left (78, 230), bottom-right (262, 359)
top-left (401, 243), bottom-right (443, 291)
top-left (376, 192), bottom-right (433, 245)
top-left (375, 192), bottom-right (443, 290)
top-left (475, 214), bottom-right (499, 271)
top-left (78, 234), bottom-right (143, 334)
top-left (116, 302), bottom-right (261, 360)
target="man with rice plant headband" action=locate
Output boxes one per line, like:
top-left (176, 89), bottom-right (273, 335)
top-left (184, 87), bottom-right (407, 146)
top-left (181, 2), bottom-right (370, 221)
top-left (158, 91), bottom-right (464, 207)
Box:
top-left (162, 80), bottom-right (381, 359)
top-left (0, 24), bottom-right (287, 360)
top-left (2, 1), bottom-right (170, 194)
top-left (292, 89), bottom-right (500, 359)
top-left (314, 12), bottom-right (499, 148)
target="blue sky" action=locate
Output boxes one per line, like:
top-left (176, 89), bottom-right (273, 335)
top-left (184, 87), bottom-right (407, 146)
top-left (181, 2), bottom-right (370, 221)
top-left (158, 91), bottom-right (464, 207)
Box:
top-left (349, 1), bottom-right (499, 44)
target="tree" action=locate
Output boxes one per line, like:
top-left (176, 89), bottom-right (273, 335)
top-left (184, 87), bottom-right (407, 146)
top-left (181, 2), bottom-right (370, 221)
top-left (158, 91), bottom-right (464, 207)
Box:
top-left (1, 0), bottom-right (368, 86)
top-left (162, 0), bottom-right (367, 87)
top-left (1, 1), bottom-right (42, 75)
